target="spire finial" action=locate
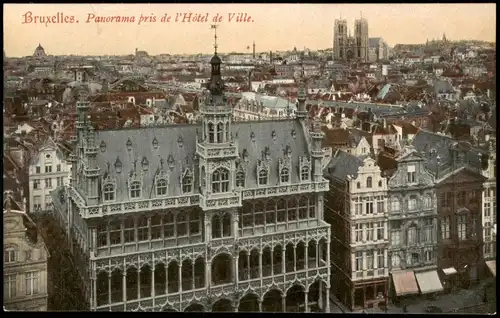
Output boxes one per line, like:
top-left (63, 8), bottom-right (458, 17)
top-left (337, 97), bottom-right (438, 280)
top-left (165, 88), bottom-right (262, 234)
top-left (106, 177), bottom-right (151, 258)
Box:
top-left (211, 24), bottom-right (219, 55)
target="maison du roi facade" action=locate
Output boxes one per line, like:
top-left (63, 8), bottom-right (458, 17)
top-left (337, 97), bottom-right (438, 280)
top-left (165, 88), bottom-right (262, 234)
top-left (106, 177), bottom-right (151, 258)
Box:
top-left (50, 52), bottom-right (332, 312)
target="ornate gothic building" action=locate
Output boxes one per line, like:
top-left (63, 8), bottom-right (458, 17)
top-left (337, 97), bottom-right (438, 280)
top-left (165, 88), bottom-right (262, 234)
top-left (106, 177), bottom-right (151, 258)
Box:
top-left (51, 42), bottom-right (331, 312)
top-left (333, 18), bottom-right (369, 62)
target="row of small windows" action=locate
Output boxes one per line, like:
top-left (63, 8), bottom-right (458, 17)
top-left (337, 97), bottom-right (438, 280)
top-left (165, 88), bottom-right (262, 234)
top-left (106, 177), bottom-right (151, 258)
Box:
top-left (258, 166), bottom-right (311, 186)
top-left (102, 174), bottom-right (193, 201)
top-left (390, 195), bottom-right (433, 212)
top-left (207, 122), bottom-right (230, 144)
top-left (96, 210), bottom-right (201, 247)
top-left (356, 177), bottom-right (383, 189)
top-left (102, 165), bottom-right (312, 201)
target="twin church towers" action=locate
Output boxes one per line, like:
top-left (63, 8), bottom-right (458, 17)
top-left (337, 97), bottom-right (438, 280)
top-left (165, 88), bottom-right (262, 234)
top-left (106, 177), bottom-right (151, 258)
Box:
top-left (333, 15), bottom-right (369, 62)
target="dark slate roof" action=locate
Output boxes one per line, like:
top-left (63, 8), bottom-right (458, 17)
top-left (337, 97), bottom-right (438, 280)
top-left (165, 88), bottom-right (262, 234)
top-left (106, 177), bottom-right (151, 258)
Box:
top-left (324, 150), bottom-right (364, 181)
top-left (411, 129), bottom-right (486, 173)
top-left (94, 119), bottom-right (308, 202)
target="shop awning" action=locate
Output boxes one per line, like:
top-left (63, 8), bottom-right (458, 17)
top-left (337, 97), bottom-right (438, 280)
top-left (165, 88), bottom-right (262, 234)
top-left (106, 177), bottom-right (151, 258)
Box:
top-left (442, 267), bottom-right (457, 275)
top-left (485, 260), bottom-right (496, 277)
top-left (392, 270), bottom-right (419, 296)
top-left (415, 270), bottom-right (444, 294)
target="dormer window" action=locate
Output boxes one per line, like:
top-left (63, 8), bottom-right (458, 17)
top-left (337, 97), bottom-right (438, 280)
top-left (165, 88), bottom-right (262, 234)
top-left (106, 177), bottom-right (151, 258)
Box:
top-left (103, 183), bottom-right (115, 201)
top-left (130, 181), bottom-right (141, 199)
top-left (280, 167), bottom-right (290, 183)
top-left (258, 169), bottom-right (268, 185)
top-left (212, 168), bottom-right (230, 193)
top-left (114, 157), bottom-right (122, 173)
top-left (126, 138), bottom-right (133, 151)
top-left (152, 137), bottom-right (159, 149)
top-left (182, 171), bottom-right (193, 193)
top-left (236, 171), bottom-right (245, 187)
top-left (366, 176), bottom-right (373, 188)
top-left (156, 179), bottom-right (168, 196)
top-left (301, 166), bottom-right (310, 181)
top-left (141, 157), bottom-right (149, 171)
top-left (100, 140), bottom-right (106, 152)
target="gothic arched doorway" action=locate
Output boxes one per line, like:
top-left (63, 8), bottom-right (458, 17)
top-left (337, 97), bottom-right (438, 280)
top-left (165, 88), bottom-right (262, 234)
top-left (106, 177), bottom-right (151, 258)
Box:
top-left (346, 50), bottom-right (354, 61)
top-left (286, 284), bottom-right (305, 312)
top-left (184, 303), bottom-right (204, 312)
top-left (211, 253), bottom-right (232, 285)
top-left (212, 298), bottom-right (233, 312)
top-left (262, 289), bottom-right (283, 312)
top-left (238, 293), bottom-right (259, 312)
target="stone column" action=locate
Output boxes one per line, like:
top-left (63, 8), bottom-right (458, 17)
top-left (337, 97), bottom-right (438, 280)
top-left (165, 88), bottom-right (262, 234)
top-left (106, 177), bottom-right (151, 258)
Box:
top-left (137, 268), bottom-right (141, 299)
top-left (92, 276), bottom-right (97, 309)
top-left (205, 214), bottom-right (212, 242)
top-left (281, 296), bottom-right (286, 312)
top-left (108, 271), bottom-right (112, 305)
top-left (325, 285), bottom-right (330, 313)
top-left (326, 241), bottom-right (331, 268)
top-left (281, 247), bottom-right (286, 274)
top-left (122, 271), bottom-right (127, 310)
top-left (206, 260), bottom-right (211, 287)
top-left (293, 245), bottom-right (297, 272)
top-left (258, 299), bottom-right (262, 312)
top-left (233, 210), bottom-right (239, 239)
top-left (178, 264), bottom-right (183, 293)
top-left (151, 266), bottom-right (155, 308)
top-left (304, 291), bottom-right (309, 312)
top-left (165, 263), bottom-right (169, 294)
top-left (305, 241), bottom-right (309, 271)
top-left (192, 261), bottom-right (196, 290)
top-left (235, 253), bottom-right (239, 284)
top-left (234, 301), bottom-right (239, 312)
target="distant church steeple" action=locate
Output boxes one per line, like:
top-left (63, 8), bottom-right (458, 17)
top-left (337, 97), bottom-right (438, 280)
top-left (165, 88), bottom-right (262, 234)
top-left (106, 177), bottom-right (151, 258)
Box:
top-left (442, 33), bottom-right (447, 42)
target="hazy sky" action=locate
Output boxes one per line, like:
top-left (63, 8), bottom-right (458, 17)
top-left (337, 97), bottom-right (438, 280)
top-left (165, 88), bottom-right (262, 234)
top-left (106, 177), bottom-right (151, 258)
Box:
top-left (4, 3), bottom-right (496, 57)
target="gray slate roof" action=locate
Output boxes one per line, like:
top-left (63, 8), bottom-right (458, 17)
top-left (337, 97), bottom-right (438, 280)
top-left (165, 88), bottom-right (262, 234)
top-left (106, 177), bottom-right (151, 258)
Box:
top-left (324, 150), bottom-right (364, 181)
top-left (410, 129), bottom-right (485, 173)
top-left (95, 119), bottom-right (308, 202)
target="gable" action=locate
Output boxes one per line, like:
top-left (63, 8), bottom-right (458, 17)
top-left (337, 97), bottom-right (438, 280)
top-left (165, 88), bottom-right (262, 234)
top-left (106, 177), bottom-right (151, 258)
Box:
top-left (438, 167), bottom-right (486, 186)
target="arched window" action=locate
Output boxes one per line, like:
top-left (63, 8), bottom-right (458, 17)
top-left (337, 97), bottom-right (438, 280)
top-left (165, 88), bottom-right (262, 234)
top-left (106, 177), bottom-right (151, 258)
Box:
top-left (182, 171), bottom-right (193, 193)
top-left (236, 171), bottom-right (245, 187)
top-left (103, 183), bottom-right (115, 201)
top-left (212, 168), bottom-right (230, 193)
top-left (391, 198), bottom-right (400, 212)
top-left (156, 179), bottom-right (168, 196)
top-left (130, 181), bottom-right (141, 198)
top-left (366, 176), bottom-right (373, 188)
top-left (280, 167), bottom-right (290, 183)
top-left (357, 182), bottom-right (361, 189)
top-left (378, 180), bottom-right (383, 187)
top-left (208, 122), bottom-right (215, 143)
top-left (217, 122), bottom-right (224, 143)
top-left (301, 166), bottom-right (310, 181)
top-left (258, 169), bottom-right (268, 185)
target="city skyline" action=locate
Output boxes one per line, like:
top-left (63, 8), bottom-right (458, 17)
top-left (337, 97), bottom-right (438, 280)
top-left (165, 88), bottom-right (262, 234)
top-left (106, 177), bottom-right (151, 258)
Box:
top-left (4, 3), bottom-right (496, 57)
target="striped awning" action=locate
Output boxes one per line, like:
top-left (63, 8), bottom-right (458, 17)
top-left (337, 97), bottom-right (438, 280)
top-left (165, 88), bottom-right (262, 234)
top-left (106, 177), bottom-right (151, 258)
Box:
top-left (415, 270), bottom-right (444, 294)
top-left (392, 270), bottom-right (419, 296)
top-left (485, 260), bottom-right (496, 277)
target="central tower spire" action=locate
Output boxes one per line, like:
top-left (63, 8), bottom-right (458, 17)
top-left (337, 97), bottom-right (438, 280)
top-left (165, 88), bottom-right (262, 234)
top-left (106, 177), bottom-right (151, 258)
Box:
top-left (208, 24), bottom-right (223, 95)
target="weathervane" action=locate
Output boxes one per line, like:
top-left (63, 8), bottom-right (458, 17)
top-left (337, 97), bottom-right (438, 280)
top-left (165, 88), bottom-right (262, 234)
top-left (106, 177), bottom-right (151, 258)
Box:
top-left (210, 24), bottom-right (219, 54)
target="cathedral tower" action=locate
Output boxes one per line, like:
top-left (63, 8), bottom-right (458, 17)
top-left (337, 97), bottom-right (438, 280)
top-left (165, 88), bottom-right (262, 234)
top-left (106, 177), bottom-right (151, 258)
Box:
top-left (333, 18), bottom-right (348, 60)
top-left (354, 17), bottom-right (369, 61)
